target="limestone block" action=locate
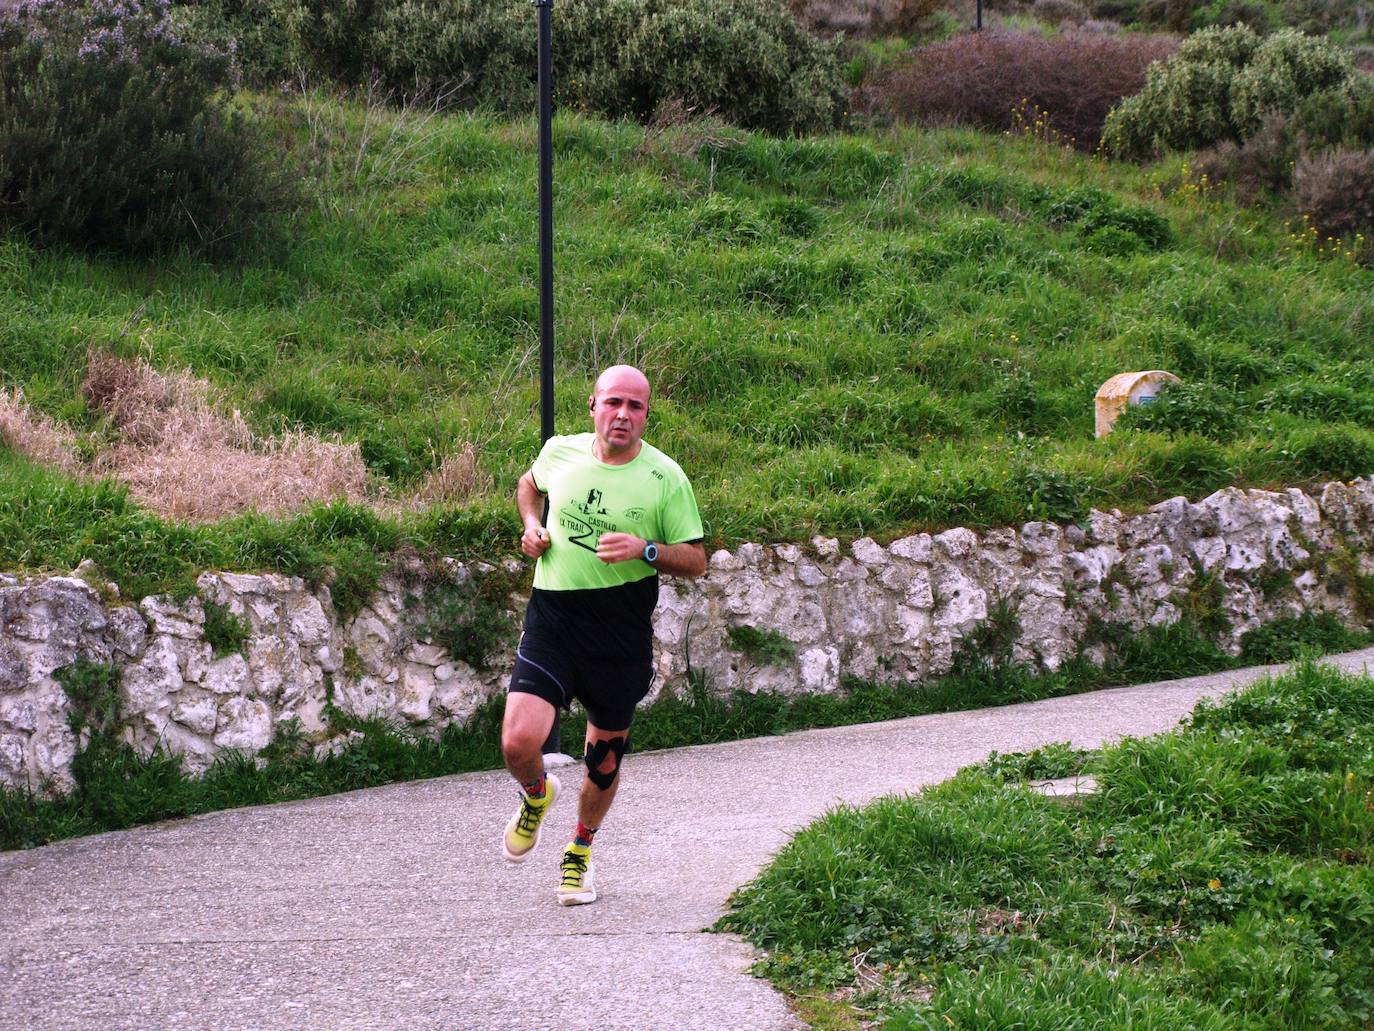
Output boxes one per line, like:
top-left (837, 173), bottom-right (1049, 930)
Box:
top-left (1224, 541), bottom-right (1267, 573)
top-left (406, 642), bottom-right (448, 667)
top-left (770, 593), bottom-right (828, 644)
top-left (1125, 544), bottom-right (1174, 586)
top-left (775, 543), bottom-right (803, 564)
top-left (797, 563), bottom-right (826, 587)
top-left (812, 536), bottom-right (840, 559)
top-left (0, 700), bottom-right (37, 732)
top-left (736, 543), bottom-right (764, 567)
top-left (1019, 521), bottom-right (1064, 557)
top-left (0, 732), bottom-right (25, 785)
top-left (1285, 488), bottom-right (1321, 527)
top-left (934, 567), bottom-right (987, 632)
top-left (141, 594), bottom-right (204, 639)
top-left (833, 558), bottom-right (869, 583)
top-left (121, 636), bottom-right (182, 715)
top-left (935, 527), bottom-right (979, 560)
top-left (0, 639), bottom-right (27, 695)
top-left (709, 549), bottom-right (741, 573)
top-left (890, 534), bottom-right (933, 562)
top-left (286, 592), bottom-right (332, 647)
top-left (1191, 536), bottom-right (1227, 571)
top-left (214, 697), bottom-right (273, 752)
top-left (851, 537), bottom-right (889, 567)
top-left (203, 653), bottom-right (251, 696)
top-left (798, 646), bottom-right (840, 693)
top-left (108, 605), bottom-right (148, 659)
top-left (399, 664), bottom-right (438, 723)
top-left (278, 662), bottom-right (323, 712)
top-left (1148, 495), bottom-right (1192, 529)
top-left (1194, 487), bottom-right (1259, 536)
top-left (348, 613), bottom-right (395, 675)
top-left (159, 722), bottom-right (216, 776)
top-left (1087, 510), bottom-right (1121, 545)
top-left (337, 675), bottom-right (396, 719)
top-left (315, 645), bottom-right (341, 673)
top-left (169, 638), bottom-right (212, 685)
top-left (172, 694), bottom-right (219, 736)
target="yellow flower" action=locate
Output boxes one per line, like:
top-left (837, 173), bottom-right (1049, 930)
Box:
top-left (1208, 878), bottom-right (1222, 891)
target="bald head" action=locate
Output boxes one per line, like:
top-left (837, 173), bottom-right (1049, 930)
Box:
top-left (594, 365), bottom-right (651, 401)
top-left (589, 365), bottom-right (651, 463)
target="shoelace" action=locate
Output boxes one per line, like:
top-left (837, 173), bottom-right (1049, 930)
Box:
top-left (560, 850), bottom-right (589, 885)
top-left (515, 795), bottom-right (546, 835)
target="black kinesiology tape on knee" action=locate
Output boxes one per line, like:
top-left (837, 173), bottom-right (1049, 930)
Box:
top-left (585, 736), bottom-right (628, 790)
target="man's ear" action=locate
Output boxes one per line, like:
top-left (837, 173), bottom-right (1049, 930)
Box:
top-left (588, 394), bottom-right (595, 411)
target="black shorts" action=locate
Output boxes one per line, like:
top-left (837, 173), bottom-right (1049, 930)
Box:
top-left (508, 642), bottom-right (655, 732)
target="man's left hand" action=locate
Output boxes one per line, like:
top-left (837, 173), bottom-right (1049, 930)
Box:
top-left (595, 533), bottom-right (646, 565)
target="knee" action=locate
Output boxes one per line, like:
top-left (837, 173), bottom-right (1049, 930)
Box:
top-left (501, 723), bottom-right (544, 766)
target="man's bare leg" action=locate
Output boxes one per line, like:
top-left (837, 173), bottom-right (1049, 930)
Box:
top-left (500, 692), bottom-right (560, 862)
top-left (578, 721), bottom-right (628, 829)
top-left (501, 691), bottom-right (557, 786)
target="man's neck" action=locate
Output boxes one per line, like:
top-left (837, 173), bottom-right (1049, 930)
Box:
top-left (593, 437), bottom-right (642, 466)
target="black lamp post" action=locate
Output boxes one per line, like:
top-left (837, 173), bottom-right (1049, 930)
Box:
top-left (976, 0), bottom-right (983, 29)
top-left (533, 0), bottom-right (561, 759)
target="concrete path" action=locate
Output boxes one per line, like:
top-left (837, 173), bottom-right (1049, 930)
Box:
top-left (5, 648), bottom-right (1374, 1031)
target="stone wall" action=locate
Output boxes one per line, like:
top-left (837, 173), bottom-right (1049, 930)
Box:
top-left (5, 479), bottom-right (1374, 794)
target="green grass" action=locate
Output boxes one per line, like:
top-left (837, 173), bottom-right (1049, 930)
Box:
top-left (2, 99), bottom-right (1373, 597)
top-left (718, 660), bottom-right (1374, 1029)
top-left (6, 611), bottom-right (1365, 852)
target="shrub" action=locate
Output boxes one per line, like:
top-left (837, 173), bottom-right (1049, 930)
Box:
top-left (233, 0), bottom-right (847, 136)
top-left (873, 29), bottom-right (1177, 149)
top-left (1283, 425), bottom-right (1374, 481)
top-left (1191, 112), bottom-right (1298, 203)
top-left (0, 0), bottom-right (292, 255)
top-left (1229, 29), bottom-right (1356, 136)
top-left (1117, 381), bottom-right (1247, 440)
top-left (1292, 148), bottom-right (1374, 242)
top-left (1292, 77), bottom-right (1374, 151)
top-left (1103, 26), bottom-right (1354, 158)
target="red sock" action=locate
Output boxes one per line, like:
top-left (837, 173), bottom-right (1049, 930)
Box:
top-left (574, 821), bottom-right (598, 848)
top-left (522, 774), bottom-right (546, 799)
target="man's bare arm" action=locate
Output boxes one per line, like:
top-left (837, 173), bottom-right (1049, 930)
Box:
top-left (516, 471), bottom-right (550, 559)
top-left (595, 534), bottom-right (707, 578)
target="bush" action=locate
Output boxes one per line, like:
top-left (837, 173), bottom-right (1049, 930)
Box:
top-left (873, 29), bottom-right (1177, 150)
top-left (1191, 112), bottom-right (1298, 203)
top-left (0, 0), bottom-right (292, 255)
top-left (1292, 148), bottom-right (1374, 242)
top-left (1103, 26), bottom-right (1354, 158)
top-left (1292, 77), bottom-right (1374, 151)
top-left (210, 0), bottom-right (848, 136)
top-left (1117, 381), bottom-right (1247, 440)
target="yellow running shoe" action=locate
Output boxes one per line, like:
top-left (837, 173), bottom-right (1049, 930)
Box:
top-left (557, 842), bottom-right (596, 906)
top-left (502, 773), bottom-right (560, 863)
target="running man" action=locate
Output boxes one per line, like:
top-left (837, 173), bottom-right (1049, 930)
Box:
top-left (500, 365), bottom-right (706, 905)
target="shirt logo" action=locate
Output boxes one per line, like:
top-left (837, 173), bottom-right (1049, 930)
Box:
top-left (580, 488), bottom-right (607, 515)
top-left (623, 507), bottom-right (646, 522)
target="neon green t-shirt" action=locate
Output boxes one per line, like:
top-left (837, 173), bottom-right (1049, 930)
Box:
top-left (530, 433), bottom-right (703, 592)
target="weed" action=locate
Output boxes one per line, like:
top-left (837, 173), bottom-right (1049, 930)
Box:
top-left (723, 662), bottom-right (1374, 1026)
top-left (726, 625), bottom-right (797, 667)
top-left (1240, 612), bottom-right (1369, 663)
top-left (202, 598), bottom-right (251, 659)
top-left (411, 563), bottom-right (525, 672)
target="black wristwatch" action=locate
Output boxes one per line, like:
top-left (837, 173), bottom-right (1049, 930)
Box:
top-left (642, 540), bottom-right (658, 564)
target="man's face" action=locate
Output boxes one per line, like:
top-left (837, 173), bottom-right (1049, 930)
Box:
top-left (590, 369), bottom-right (650, 456)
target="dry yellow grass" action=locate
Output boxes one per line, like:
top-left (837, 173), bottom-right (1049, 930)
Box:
top-left (6, 352), bottom-right (489, 523)
top-left (0, 387), bottom-right (82, 474)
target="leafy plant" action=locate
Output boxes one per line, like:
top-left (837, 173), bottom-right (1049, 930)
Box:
top-left (202, 597), bottom-right (251, 658)
top-left (412, 563), bottom-right (524, 672)
top-left (0, 0), bottom-right (293, 254)
top-left (726, 624), bottom-right (797, 666)
top-left (1103, 26), bottom-right (1354, 158)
